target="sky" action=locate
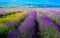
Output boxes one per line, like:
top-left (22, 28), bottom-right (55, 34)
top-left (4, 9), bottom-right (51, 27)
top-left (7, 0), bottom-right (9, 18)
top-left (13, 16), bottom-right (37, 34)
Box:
top-left (0, 0), bottom-right (60, 5)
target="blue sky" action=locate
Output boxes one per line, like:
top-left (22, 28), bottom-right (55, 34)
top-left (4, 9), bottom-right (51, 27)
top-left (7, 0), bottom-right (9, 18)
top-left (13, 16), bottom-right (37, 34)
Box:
top-left (0, 0), bottom-right (60, 5)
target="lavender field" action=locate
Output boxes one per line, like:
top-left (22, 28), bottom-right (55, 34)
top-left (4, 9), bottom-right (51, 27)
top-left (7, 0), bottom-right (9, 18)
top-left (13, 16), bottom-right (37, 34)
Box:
top-left (0, 8), bottom-right (60, 38)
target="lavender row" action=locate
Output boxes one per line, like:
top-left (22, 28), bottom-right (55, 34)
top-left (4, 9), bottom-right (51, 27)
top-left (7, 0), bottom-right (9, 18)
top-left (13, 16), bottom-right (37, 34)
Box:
top-left (36, 12), bottom-right (60, 38)
top-left (0, 14), bottom-right (27, 38)
top-left (17, 11), bottom-right (36, 38)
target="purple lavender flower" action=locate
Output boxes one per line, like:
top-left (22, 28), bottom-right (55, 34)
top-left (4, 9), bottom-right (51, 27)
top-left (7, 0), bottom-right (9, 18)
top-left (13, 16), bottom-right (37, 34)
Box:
top-left (37, 16), bottom-right (58, 33)
top-left (7, 29), bottom-right (19, 38)
top-left (18, 11), bottom-right (36, 38)
top-left (36, 15), bottom-right (59, 38)
top-left (27, 11), bottom-right (36, 18)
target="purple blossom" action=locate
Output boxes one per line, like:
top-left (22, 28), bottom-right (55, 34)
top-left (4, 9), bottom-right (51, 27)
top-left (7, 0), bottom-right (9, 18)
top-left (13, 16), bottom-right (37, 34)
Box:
top-left (37, 16), bottom-right (58, 32)
top-left (7, 29), bottom-right (19, 38)
top-left (18, 11), bottom-right (36, 38)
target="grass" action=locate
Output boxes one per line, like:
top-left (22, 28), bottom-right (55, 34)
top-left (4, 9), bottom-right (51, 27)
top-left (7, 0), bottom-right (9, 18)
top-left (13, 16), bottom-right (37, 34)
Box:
top-left (52, 17), bottom-right (58, 22)
top-left (0, 11), bottom-right (27, 23)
